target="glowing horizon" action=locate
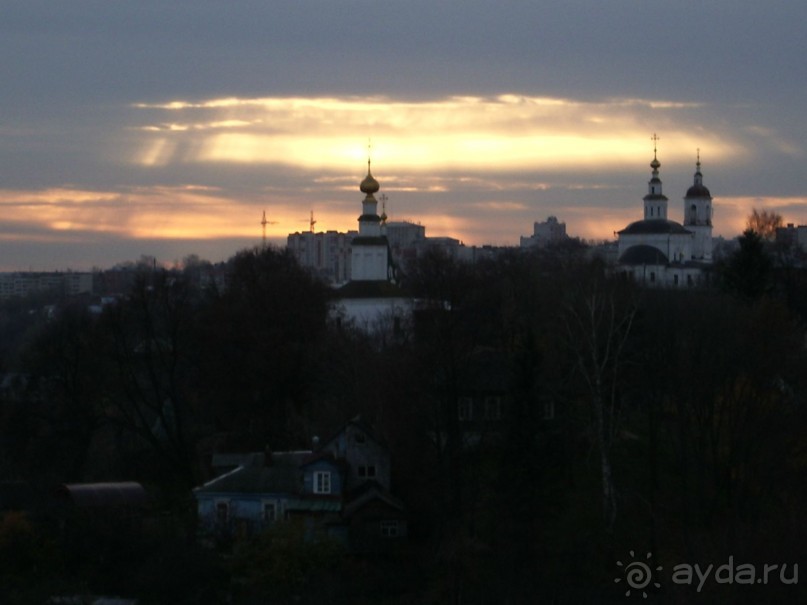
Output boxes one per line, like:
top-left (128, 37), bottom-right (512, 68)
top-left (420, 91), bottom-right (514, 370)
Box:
top-left (0, 183), bottom-right (803, 250)
top-left (0, 92), bottom-right (804, 270)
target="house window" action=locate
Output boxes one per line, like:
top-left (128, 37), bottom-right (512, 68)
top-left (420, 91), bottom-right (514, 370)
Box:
top-left (674, 274), bottom-right (679, 286)
top-left (542, 400), bottom-right (555, 421)
top-left (649, 272), bottom-right (656, 283)
top-left (216, 501), bottom-right (229, 525)
top-left (380, 520), bottom-right (400, 538)
top-left (458, 397), bottom-right (473, 421)
top-left (358, 465), bottom-right (377, 479)
top-left (484, 396), bottom-right (501, 420)
top-left (314, 471), bottom-right (332, 494)
top-left (354, 432), bottom-right (366, 445)
top-left (263, 502), bottom-right (276, 523)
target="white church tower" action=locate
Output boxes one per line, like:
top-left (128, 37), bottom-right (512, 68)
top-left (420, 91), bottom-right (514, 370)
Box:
top-left (682, 151), bottom-right (714, 262)
top-left (350, 159), bottom-right (390, 281)
top-left (335, 157), bottom-right (411, 330)
top-left (643, 133), bottom-right (668, 220)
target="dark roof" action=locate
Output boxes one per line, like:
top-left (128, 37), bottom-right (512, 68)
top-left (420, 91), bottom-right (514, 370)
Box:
top-left (618, 219), bottom-right (691, 236)
top-left (685, 183), bottom-right (712, 198)
top-left (196, 465), bottom-right (296, 495)
top-left (343, 482), bottom-right (405, 518)
top-left (59, 482), bottom-right (150, 508)
top-left (286, 498), bottom-right (342, 513)
top-left (335, 280), bottom-right (408, 299)
top-left (351, 235), bottom-right (387, 245)
top-left (299, 452), bottom-right (347, 471)
top-left (195, 452), bottom-right (309, 495)
top-left (618, 245), bottom-right (670, 265)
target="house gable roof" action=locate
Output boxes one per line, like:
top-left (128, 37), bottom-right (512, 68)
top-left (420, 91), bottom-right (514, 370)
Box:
top-left (319, 414), bottom-right (386, 452)
top-left (343, 481), bottom-right (405, 518)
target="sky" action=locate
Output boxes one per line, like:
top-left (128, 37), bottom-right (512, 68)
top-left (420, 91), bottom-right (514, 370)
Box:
top-left (1, 0), bottom-right (806, 270)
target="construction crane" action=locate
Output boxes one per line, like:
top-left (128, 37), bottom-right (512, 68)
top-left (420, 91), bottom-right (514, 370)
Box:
top-left (260, 210), bottom-right (277, 248)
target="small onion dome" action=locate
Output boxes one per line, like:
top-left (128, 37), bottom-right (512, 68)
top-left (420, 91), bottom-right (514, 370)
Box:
top-left (650, 157), bottom-right (660, 170)
top-left (686, 160), bottom-right (711, 198)
top-left (360, 163), bottom-right (380, 195)
top-left (686, 182), bottom-right (711, 198)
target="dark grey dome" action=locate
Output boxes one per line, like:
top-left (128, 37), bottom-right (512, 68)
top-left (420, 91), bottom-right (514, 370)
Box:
top-left (619, 244), bottom-right (670, 265)
top-left (685, 183), bottom-right (711, 198)
top-left (618, 219), bottom-right (691, 236)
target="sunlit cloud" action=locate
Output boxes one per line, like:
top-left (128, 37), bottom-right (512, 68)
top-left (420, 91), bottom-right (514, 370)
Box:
top-left (0, 186), bottom-right (305, 245)
top-left (130, 94), bottom-right (742, 172)
top-left (742, 125), bottom-right (805, 158)
top-left (471, 201), bottom-right (529, 211)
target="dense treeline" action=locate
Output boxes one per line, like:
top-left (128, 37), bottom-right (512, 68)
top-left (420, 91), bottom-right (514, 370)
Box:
top-left (0, 241), bottom-right (805, 603)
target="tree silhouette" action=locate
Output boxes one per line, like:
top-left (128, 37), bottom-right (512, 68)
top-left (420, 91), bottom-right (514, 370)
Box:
top-left (746, 208), bottom-right (783, 240)
top-left (720, 229), bottom-right (773, 300)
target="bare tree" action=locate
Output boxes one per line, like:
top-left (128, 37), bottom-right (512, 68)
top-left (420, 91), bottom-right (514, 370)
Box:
top-left (747, 208), bottom-right (783, 240)
top-left (561, 265), bottom-right (637, 531)
top-left (99, 270), bottom-right (197, 484)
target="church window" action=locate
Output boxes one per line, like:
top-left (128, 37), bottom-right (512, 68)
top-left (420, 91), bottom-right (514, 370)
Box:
top-left (649, 272), bottom-right (656, 283)
top-left (674, 275), bottom-right (679, 286)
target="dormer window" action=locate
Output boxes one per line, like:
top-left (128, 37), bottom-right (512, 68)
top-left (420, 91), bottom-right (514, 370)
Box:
top-left (354, 432), bottom-right (366, 445)
top-left (314, 471), bottom-right (332, 494)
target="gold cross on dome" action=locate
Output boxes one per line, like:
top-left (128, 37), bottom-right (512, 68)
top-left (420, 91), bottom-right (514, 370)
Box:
top-left (650, 133), bottom-right (661, 159)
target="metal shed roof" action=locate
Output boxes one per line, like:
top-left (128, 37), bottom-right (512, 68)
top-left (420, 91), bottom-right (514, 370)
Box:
top-left (59, 482), bottom-right (149, 508)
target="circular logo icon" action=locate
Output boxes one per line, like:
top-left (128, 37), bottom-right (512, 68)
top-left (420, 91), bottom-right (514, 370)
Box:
top-left (615, 551), bottom-right (662, 598)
